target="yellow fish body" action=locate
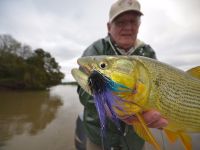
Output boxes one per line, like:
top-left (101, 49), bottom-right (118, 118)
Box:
top-left (71, 55), bottom-right (200, 150)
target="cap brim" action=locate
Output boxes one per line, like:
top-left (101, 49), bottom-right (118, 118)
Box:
top-left (110, 9), bottom-right (143, 22)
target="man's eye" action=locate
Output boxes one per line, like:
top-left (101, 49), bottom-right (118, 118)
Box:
top-left (115, 21), bottom-right (124, 26)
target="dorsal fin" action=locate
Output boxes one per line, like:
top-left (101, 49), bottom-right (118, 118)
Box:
top-left (186, 66), bottom-right (200, 79)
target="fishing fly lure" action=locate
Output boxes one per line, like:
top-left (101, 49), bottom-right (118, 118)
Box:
top-left (88, 70), bottom-right (131, 137)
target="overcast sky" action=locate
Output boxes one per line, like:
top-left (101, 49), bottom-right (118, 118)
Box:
top-left (0, 0), bottom-right (200, 81)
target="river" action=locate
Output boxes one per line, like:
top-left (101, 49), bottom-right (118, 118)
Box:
top-left (0, 85), bottom-right (199, 150)
top-left (0, 85), bottom-right (82, 150)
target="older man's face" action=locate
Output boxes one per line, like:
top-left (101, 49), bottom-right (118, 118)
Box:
top-left (107, 11), bottom-right (141, 50)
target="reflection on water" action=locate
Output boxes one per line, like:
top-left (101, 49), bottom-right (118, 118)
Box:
top-left (0, 85), bottom-right (82, 150)
top-left (0, 85), bottom-right (200, 150)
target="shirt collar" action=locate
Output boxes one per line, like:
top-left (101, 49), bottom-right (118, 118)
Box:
top-left (108, 36), bottom-right (144, 55)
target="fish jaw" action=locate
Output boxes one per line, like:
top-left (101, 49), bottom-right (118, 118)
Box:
top-left (71, 68), bottom-right (91, 95)
top-left (71, 57), bottom-right (100, 95)
top-left (77, 56), bottom-right (95, 74)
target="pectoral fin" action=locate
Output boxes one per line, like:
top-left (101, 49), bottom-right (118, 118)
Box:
top-left (133, 113), bottom-right (161, 150)
top-left (186, 66), bottom-right (200, 79)
top-left (164, 129), bottom-right (192, 150)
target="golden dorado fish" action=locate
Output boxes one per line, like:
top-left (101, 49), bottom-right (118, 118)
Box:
top-left (71, 55), bottom-right (200, 150)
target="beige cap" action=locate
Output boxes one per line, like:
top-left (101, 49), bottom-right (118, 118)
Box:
top-left (109, 0), bottom-right (143, 22)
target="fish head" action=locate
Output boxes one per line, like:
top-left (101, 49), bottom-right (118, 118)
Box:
top-left (72, 55), bottom-right (150, 115)
top-left (77, 56), bottom-right (138, 88)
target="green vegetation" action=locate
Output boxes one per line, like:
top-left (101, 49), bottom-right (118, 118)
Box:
top-left (0, 34), bottom-right (65, 90)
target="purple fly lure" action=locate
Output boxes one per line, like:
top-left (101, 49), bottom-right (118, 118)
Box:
top-left (88, 70), bottom-right (131, 137)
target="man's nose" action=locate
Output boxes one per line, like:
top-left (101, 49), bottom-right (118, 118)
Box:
top-left (123, 21), bottom-right (135, 29)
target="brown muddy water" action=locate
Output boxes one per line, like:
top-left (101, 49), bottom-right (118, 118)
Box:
top-left (0, 85), bottom-right (199, 150)
top-left (0, 85), bottom-right (82, 150)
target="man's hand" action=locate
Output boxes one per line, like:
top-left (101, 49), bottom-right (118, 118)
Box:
top-left (119, 110), bottom-right (168, 129)
top-left (142, 110), bottom-right (168, 129)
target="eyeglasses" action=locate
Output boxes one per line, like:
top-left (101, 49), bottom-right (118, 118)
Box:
top-left (114, 19), bottom-right (140, 27)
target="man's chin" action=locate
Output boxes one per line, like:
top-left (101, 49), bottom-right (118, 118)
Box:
top-left (121, 38), bottom-right (134, 43)
top-left (119, 42), bottom-right (134, 49)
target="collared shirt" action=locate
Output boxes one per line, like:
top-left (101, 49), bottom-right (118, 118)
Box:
top-left (108, 36), bottom-right (144, 55)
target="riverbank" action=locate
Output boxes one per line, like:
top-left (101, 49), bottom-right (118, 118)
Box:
top-left (0, 81), bottom-right (78, 91)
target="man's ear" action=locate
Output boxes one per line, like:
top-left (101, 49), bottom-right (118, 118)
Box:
top-left (107, 22), bottom-right (111, 33)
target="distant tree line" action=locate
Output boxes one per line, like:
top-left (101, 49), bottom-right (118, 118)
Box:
top-left (0, 34), bottom-right (64, 90)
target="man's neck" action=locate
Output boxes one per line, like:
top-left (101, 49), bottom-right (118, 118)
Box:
top-left (108, 36), bottom-right (144, 55)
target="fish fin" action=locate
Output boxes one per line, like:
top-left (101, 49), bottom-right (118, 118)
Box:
top-left (133, 113), bottom-right (161, 150)
top-left (179, 132), bottom-right (192, 150)
top-left (164, 129), bottom-right (192, 150)
top-left (186, 66), bottom-right (200, 79)
top-left (132, 122), bottom-right (152, 142)
top-left (163, 129), bottom-right (179, 143)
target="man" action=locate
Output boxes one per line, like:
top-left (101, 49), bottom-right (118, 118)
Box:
top-left (75, 0), bottom-right (168, 149)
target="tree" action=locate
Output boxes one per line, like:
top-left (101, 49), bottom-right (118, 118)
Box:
top-left (0, 34), bottom-right (21, 54)
top-left (0, 34), bottom-right (64, 90)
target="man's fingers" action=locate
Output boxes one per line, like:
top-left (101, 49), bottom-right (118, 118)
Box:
top-left (147, 118), bottom-right (168, 129)
top-left (142, 110), bottom-right (168, 129)
top-left (143, 110), bottom-right (161, 123)
top-left (118, 110), bottom-right (168, 129)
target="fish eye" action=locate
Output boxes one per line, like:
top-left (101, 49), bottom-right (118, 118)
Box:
top-left (99, 62), bottom-right (107, 69)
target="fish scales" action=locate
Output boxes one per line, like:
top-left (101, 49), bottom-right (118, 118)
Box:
top-left (135, 57), bottom-right (200, 131)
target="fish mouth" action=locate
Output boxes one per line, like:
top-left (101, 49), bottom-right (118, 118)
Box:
top-left (77, 59), bottom-right (92, 76)
top-left (79, 66), bottom-right (90, 76)
top-left (71, 68), bottom-right (92, 95)
top-left (71, 58), bottom-right (96, 95)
